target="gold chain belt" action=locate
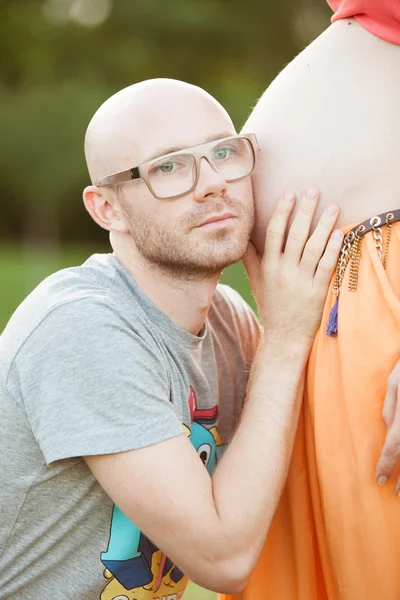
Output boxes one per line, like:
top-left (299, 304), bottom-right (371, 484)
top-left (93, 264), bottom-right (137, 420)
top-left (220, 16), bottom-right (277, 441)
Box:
top-left (327, 209), bottom-right (400, 337)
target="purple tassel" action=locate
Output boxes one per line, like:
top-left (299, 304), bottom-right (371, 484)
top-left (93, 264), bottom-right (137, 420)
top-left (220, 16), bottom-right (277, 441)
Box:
top-left (326, 297), bottom-right (339, 337)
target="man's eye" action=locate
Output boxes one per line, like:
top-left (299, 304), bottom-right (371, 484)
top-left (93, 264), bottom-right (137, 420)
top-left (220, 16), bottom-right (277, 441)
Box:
top-left (213, 147), bottom-right (233, 161)
top-left (159, 161), bottom-right (176, 173)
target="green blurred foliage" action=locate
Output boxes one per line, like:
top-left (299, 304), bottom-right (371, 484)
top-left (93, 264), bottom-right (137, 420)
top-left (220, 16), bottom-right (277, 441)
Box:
top-left (0, 0), bottom-right (331, 245)
top-left (0, 0), bottom-right (331, 327)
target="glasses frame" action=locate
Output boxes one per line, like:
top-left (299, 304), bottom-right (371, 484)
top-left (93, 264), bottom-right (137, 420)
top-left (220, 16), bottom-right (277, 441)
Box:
top-left (95, 133), bottom-right (258, 200)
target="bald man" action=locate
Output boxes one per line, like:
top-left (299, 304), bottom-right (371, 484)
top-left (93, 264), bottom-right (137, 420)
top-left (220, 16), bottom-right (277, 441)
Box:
top-left (221, 2), bottom-right (400, 599)
top-left (0, 79), bottom-right (342, 599)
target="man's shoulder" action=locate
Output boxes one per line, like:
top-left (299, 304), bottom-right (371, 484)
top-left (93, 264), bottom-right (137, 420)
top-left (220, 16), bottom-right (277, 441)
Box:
top-left (0, 254), bottom-right (145, 374)
top-left (207, 285), bottom-right (260, 414)
top-left (211, 283), bottom-right (256, 320)
top-left (209, 284), bottom-right (260, 343)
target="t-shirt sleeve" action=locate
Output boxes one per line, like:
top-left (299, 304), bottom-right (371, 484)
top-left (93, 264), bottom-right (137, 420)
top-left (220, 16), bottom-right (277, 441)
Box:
top-left (7, 299), bottom-right (183, 464)
top-left (213, 284), bottom-right (260, 366)
top-left (206, 285), bottom-right (260, 442)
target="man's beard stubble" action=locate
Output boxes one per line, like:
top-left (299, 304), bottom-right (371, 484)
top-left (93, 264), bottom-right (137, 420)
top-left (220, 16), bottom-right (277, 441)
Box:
top-left (121, 195), bottom-right (255, 281)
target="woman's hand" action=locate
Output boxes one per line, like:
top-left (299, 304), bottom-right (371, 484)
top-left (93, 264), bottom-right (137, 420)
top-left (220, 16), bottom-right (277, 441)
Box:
top-left (376, 360), bottom-right (400, 495)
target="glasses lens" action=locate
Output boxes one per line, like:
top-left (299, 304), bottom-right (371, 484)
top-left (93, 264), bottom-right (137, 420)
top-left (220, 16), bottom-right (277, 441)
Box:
top-left (148, 153), bottom-right (196, 198)
top-left (210, 138), bottom-right (254, 181)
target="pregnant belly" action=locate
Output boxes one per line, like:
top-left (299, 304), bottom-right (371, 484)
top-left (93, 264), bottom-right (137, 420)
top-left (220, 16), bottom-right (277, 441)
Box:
top-left (244, 18), bottom-right (400, 254)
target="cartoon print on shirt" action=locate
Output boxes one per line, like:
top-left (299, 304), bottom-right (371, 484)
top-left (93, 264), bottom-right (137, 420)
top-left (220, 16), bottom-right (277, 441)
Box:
top-left (100, 387), bottom-right (226, 600)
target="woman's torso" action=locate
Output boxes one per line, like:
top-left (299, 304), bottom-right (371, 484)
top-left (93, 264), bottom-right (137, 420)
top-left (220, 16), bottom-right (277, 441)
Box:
top-left (245, 18), bottom-right (400, 252)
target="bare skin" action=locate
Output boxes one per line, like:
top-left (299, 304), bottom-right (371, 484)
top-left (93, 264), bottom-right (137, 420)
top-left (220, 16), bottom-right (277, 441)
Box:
top-left (246, 18), bottom-right (400, 246)
top-left (81, 79), bottom-right (342, 592)
top-left (244, 18), bottom-right (400, 491)
top-left (84, 79), bottom-right (253, 335)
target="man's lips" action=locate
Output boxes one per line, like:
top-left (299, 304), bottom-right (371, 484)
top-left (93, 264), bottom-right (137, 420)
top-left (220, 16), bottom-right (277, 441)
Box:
top-left (195, 213), bottom-right (237, 229)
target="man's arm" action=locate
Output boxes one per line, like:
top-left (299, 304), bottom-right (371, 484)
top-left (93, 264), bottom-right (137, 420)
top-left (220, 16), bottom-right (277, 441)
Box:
top-left (86, 190), bottom-right (343, 593)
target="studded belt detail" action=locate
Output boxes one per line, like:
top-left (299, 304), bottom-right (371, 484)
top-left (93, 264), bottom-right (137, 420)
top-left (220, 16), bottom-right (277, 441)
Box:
top-left (326, 209), bottom-right (399, 337)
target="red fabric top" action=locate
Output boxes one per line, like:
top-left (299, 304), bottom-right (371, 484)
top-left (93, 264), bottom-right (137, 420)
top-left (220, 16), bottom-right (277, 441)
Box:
top-left (327, 0), bottom-right (400, 44)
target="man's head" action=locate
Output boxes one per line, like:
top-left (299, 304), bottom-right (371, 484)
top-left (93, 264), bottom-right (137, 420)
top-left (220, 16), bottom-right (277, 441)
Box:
top-left (83, 78), bottom-right (256, 280)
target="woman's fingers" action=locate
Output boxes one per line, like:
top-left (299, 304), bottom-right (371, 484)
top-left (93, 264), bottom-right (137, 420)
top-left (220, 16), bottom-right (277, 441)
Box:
top-left (376, 392), bottom-right (400, 489)
top-left (383, 372), bottom-right (400, 429)
top-left (375, 365), bottom-right (400, 491)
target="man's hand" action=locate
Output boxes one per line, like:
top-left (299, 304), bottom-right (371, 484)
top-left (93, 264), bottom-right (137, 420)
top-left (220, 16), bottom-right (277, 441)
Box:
top-left (244, 188), bottom-right (343, 345)
top-left (376, 359), bottom-right (400, 494)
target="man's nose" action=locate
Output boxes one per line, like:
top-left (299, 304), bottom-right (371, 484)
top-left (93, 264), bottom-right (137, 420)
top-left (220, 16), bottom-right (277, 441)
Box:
top-left (193, 157), bottom-right (227, 202)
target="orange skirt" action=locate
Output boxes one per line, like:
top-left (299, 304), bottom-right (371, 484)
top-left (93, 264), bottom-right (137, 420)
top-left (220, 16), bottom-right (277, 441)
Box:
top-left (222, 222), bottom-right (400, 600)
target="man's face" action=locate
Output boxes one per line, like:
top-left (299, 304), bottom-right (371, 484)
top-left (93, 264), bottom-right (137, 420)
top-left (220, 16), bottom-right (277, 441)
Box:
top-left (113, 93), bottom-right (255, 279)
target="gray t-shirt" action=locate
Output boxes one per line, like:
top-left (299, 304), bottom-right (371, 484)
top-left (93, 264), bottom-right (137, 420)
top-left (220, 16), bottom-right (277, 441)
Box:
top-left (0, 253), bottom-right (259, 600)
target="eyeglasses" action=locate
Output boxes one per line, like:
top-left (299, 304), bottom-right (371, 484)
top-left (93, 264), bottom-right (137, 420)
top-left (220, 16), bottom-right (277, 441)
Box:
top-left (96, 134), bottom-right (258, 200)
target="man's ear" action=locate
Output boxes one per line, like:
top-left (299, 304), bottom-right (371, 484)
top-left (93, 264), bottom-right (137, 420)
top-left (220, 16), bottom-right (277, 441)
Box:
top-left (82, 186), bottom-right (128, 233)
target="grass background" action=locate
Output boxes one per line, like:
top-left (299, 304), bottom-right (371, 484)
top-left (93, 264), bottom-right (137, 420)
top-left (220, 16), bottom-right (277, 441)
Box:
top-left (0, 244), bottom-right (255, 599)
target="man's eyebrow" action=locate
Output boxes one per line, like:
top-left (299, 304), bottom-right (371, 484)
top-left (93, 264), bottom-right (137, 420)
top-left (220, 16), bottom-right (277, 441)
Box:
top-left (143, 131), bottom-right (236, 163)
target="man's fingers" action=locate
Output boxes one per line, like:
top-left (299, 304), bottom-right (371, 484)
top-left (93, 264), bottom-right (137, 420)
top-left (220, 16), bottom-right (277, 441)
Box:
top-left (312, 229), bottom-right (343, 291)
top-left (263, 192), bottom-right (296, 265)
top-left (242, 242), bottom-right (261, 293)
top-left (283, 189), bottom-right (319, 265)
top-left (300, 204), bottom-right (340, 275)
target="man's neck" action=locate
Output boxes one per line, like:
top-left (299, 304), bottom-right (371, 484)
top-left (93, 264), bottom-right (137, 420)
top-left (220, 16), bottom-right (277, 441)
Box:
top-left (112, 246), bottom-right (220, 336)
